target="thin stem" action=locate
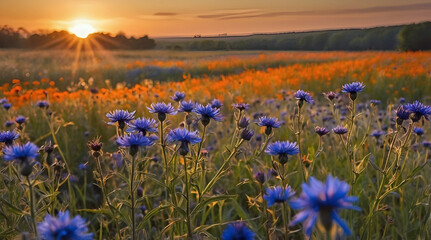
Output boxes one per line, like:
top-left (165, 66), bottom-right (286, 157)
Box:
top-left (130, 154), bottom-right (136, 240)
top-left (282, 202), bottom-right (289, 240)
top-left (27, 176), bottom-right (38, 236)
top-left (95, 156), bottom-right (120, 238)
top-left (183, 155), bottom-right (193, 239)
top-left (160, 120), bottom-right (169, 201)
top-left (260, 184), bottom-right (270, 240)
top-left (297, 106), bottom-right (306, 181)
top-left (195, 124), bottom-right (207, 172)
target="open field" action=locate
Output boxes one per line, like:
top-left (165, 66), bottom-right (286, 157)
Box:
top-left (0, 50), bottom-right (431, 239)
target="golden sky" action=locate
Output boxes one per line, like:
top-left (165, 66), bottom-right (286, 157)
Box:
top-left (1, 0), bottom-right (431, 37)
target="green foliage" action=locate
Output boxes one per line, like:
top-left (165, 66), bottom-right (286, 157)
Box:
top-left (398, 22), bottom-right (431, 51)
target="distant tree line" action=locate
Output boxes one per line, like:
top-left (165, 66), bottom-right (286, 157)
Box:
top-left (0, 26), bottom-right (156, 50)
top-left (160, 22), bottom-right (431, 51)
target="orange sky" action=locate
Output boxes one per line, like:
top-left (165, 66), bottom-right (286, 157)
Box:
top-left (1, 0), bottom-right (431, 37)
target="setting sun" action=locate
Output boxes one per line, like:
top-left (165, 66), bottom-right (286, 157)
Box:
top-left (69, 23), bottom-right (95, 38)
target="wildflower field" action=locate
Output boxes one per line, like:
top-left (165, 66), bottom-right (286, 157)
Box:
top-left (0, 50), bottom-right (431, 239)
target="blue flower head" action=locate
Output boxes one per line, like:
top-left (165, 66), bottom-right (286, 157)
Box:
top-left (147, 102), bottom-right (177, 122)
top-left (36, 100), bottom-right (50, 109)
top-left (15, 115), bottom-right (26, 125)
top-left (404, 101), bottom-right (431, 122)
top-left (342, 82), bottom-right (365, 100)
top-left (167, 128), bottom-right (201, 155)
top-left (167, 128), bottom-right (201, 144)
top-left (315, 127), bottom-right (330, 136)
top-left (221, 222), bottom-right (255, 240)
top-left (37, 211), bottom-right (93, 240)
top-left (289, 175), bottom-right (360, 237)
top-left (0, 130), bottom-right (19, 145)
top-left (257, 116), bottom-right (283, 135)
top-left (117, 133), bottom-right (154, 155)
top-left (126, 117), bottom-right (158, 135)
top-left (295, 90), bottom-right (314, 105)
top-left (265, 141), bottom-right (299, 164)
top-left (413, 127), bottom-right (424, 136)
top-left (233, 103), bottom-right (250, 111)
top-left (78, 163), bottom-right (88, 170)
top-left (264, 186), bottom-right (296, 207)
top-left (106, 110), bottom-right (136, 129)
top-left (332, 126), bottom-right (348, 135)
top-left (211, 98), bottom-right (223, 109)
top-left (193, 104), bottom-right (223, 126)
top-left (3, 103), bottom-right (11, 110)
top-left (370, 100), bottom-right (381, 106)
top-left (178, 100), bottom-right (195, 113)
top-left (171, 91), bottom-right (186, 102)
top-left (371, 130), bottom-right (385, 139)
top-left (5, 120), bottom-right (14, 128)
top-left (0, 98), bottom-right (7, 104)
top-left (396, 105), bottom-right (410, 124)
top-left (3, 142), bottom-right (39, 163)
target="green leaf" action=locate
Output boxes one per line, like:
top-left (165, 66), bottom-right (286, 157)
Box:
top-left (136, 205), bottom-right (170, 230)
top-left (191, 195), bottom-right (236, 218)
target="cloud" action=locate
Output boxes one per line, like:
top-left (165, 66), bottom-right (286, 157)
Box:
top-left (153, 12), bottom-right (178, 16)
top-left (197, 9), bottom-right (261, 19)
top-left (208, 2), bottom-right (431, 20)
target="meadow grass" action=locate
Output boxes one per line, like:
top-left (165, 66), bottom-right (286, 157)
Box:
top-left (0, 50), bottom-right (430, 239)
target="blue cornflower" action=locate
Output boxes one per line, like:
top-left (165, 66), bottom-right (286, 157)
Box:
top-left (193, 104), bottom-right (223, 126)
top-left (257, 116), bottom-right (283, 135)
top-left (404, 101), bottom-right (431, 122)
top-left (371, 130), bottom-right (385, 139)
top-left (289, 175), bottom-right (360, 237)
top-left (126, 117), bottom-right (158, 135)
top-left (423, 141), bottom-right (431, 148)
top-left (265, 141), bottom-right (299, 164)
top-left (167, 128), bottom-right (201, 155)
top-left (78, 163), bottom-right (88, 170)
top-left (178, 100), bottom-right (195, 113)
top-left (0, 130), bottom-right (20, 145)
top-left (323, 91), bottom-right (337, 101)
top-left (264, 186), bottom-right (296, 207)
top-left (3, 103), bottom-right (11, 110)
top-left (240, 128), bottom-right (254, 141)
top-left (342, 82), bottom-right (365, 101)
top-left (36, 100), bottom-right (50, 109)
top-left (0, 98), bottom-right (7, 104)
top-left (147, 102), bottom-right (177, 122)
top-left (117, 133), bottom-right (154, 155)
top-left (3, 142), bottom-right (39, 163)
top-left (332, 126), bottom-right (348, 135)
top-left (413, 127), bottom-right (424, 136)
top-left (395, 105), bottom-right (410, 125)
top-left (5, 120), bottom-right (14, 128)
top-left (106, 110), bottom-right (135, 130)
top-left (221, 222), bottom-right (255, 240)
top-left (370, 100), bottom-right (381, 106)
top-left (37, 211), bottom-right (93, 240)
top-left (315, 127), bottom-right (330, 136)
top-left (171, 91), bottom-right (186, 102)
top-left (15, 115), bottom-right (26, 125)
top-left (211, 98), bottom-right (223, 109)
top-left (233, 103), bottom-right (250, 111)
top-left (295, 90), bottom-right (314, 105)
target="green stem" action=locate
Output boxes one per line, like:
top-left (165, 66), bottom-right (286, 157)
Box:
top-left (27, 176), bottom-right (38, 236)
top-left (260, 184), bottom-right (270, 240)
top-left (282, 202), bottom-right (289, 240)
top-left (183, 155), bottom-right (193, 239)
top-left (195, 125), bottom-right (207, 172)
top-left (297, 106), bottom-right (306, 181)
top-left (130, 154), bottom-right (136, 240)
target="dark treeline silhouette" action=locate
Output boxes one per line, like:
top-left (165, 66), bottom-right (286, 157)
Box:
top-left (159, 22), bottom-right (431, 51)
top-left (0, 26), bottom-right (156, 50)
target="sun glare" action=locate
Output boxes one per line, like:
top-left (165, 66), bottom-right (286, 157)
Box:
top-left (69, 23), bottom-right (96, 38)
